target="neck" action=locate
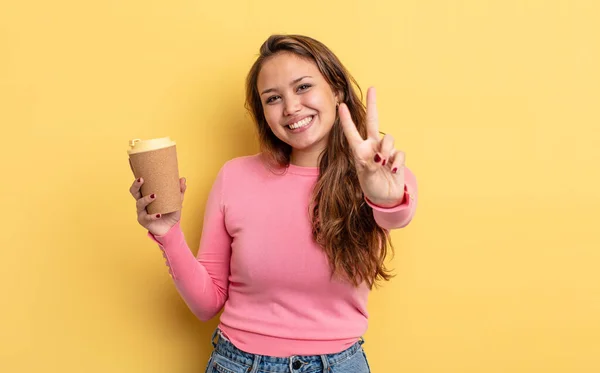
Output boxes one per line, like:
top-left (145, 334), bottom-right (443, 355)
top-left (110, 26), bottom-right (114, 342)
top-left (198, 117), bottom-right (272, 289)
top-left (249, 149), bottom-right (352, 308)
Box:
top-left (290, 147), bottom-right (323, 167)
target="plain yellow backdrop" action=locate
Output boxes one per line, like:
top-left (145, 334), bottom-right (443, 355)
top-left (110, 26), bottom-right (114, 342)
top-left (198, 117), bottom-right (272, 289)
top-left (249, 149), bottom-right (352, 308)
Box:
top-left (1, 0), bottom-right (599, 372)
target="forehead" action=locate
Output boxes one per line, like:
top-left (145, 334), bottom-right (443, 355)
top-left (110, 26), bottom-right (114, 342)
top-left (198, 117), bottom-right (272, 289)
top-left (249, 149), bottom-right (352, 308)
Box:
top-left (257, 52), bottom-right (322, 89)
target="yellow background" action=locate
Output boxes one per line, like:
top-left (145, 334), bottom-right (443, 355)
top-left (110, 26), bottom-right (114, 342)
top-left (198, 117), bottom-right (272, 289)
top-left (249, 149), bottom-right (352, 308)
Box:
top-left (1, 0), bottom-right (599, 372)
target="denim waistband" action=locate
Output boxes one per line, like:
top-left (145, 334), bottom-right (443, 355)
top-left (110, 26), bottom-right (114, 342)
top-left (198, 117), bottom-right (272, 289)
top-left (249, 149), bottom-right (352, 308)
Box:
top-left (210, 328), bottom-right (365, 372)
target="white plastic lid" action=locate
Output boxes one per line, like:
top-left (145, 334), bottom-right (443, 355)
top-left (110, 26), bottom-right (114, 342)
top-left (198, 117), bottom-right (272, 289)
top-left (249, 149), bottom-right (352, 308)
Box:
top-left (127, 137), bottom-right (176, 155)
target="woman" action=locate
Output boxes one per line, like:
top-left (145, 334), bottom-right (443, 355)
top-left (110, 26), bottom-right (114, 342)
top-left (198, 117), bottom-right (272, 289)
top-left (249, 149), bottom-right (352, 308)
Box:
top-left (129, 34), bottom-right (418, 373)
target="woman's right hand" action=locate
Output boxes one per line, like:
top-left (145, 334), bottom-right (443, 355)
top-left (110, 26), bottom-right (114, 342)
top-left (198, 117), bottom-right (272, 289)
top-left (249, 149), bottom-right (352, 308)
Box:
top-left (129, 177), bottom-right (187, 237)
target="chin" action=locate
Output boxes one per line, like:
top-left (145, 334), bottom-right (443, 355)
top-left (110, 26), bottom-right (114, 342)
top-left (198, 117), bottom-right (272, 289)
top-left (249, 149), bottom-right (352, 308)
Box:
top-left (288, 136), bottom-right (327, 152)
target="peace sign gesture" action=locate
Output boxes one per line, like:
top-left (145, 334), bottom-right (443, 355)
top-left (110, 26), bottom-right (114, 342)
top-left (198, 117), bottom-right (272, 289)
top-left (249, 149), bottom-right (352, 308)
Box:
top-left (339, 87), bottom-right (406, 208)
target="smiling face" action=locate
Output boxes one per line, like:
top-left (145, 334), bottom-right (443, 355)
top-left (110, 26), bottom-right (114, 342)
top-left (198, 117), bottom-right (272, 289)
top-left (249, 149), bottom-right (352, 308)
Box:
top-left (256, 52), bottom-right (339, 162)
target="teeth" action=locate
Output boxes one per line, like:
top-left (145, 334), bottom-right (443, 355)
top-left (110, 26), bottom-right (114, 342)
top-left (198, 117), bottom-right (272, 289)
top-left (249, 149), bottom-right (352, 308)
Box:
top-left (289, 116), bottom-right (313, 130)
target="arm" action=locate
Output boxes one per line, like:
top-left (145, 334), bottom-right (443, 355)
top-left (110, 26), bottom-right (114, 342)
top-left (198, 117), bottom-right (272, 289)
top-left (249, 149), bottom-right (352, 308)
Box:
top-left (366, 166), bottom-right (418, 230)
top-left (148, 166), bottom-right (231, 321)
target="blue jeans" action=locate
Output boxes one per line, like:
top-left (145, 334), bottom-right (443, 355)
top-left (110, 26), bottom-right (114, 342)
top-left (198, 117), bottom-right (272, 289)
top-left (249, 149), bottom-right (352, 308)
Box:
top-left (204, 328), bottom-right (371, 373)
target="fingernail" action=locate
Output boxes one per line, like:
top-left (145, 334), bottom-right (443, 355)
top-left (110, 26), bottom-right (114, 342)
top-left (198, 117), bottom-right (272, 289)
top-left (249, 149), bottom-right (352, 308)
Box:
top-left (382, 159), bottom-right (386, 166)
top-left (392, 167), bottom-right (398, 174)
top-left (137, 178), bottom-right (141, 182)
top-left (150, 194), bottom-right (155, 199)
top-left (374, 154), bottom-right (381, 163)
top-left (156, 214), bottom-right (161, 218)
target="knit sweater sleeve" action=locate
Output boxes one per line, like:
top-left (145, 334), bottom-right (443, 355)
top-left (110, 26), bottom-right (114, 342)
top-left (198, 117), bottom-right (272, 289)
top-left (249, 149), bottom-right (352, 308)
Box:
top-left (147, 165), bottom-right (231, 321)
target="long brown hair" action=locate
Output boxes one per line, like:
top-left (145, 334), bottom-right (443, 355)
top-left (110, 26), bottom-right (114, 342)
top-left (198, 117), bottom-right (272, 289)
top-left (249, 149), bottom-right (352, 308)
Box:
top-left (245, 34), bottom-right (394, 288)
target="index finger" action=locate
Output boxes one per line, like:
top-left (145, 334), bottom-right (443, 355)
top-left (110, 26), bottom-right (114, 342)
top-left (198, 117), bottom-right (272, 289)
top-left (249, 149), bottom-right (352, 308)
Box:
top-left (338, 103), bottom-right (364, 148)
top-left (366, 87), bottom-right (380, 140)
top-left (129, 178), bottom-right (143, 200)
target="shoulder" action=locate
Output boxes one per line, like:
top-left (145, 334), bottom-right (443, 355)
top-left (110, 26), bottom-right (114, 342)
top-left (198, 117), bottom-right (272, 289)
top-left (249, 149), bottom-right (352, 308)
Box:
top-left (215, 154), bottom-right (277, 201)
top-left (216, 153), bottom-right (275, 183)
top-left (221, 153), bottom-right (267, 174)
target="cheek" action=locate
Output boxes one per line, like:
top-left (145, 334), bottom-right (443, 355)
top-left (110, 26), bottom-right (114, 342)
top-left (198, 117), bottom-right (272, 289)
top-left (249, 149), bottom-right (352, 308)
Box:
top-left (303, 91), bottom-right (334, 116)
top-left (263, 106), bottom-right (282, 131)
top-left (304, 93), bottom-right (326, 109)
top-left (309, 99), bottom-right (335, 127)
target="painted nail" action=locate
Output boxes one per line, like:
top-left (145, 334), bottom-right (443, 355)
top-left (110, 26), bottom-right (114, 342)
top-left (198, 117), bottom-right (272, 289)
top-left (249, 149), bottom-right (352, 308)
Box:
top-left (137, 178), bottom-right (141, 182)
top-left (156, 214), bottom-right (161, 218)
top-left (150, 194), bottom-right (155, 199)
top-left (392, 167), bottom-right (398, 174)
top-left (382, 159), bottom-right (386, 166)
top-left (374, 154), bottom-right (382, 163)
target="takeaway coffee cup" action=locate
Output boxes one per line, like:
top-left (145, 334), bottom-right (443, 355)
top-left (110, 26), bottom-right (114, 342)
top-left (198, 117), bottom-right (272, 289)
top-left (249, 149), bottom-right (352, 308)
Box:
top-left (127, 137), bottom-right (182, 215)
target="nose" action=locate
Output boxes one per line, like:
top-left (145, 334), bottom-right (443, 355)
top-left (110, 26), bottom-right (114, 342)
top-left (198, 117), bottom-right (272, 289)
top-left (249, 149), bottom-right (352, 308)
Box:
top-left (283, 95), bottom-right (302, 116)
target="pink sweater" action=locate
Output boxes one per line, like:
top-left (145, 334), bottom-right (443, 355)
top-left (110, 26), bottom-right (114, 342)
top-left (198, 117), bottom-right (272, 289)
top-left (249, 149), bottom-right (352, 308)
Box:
top-left (148, 154), bottom-right (418, 357)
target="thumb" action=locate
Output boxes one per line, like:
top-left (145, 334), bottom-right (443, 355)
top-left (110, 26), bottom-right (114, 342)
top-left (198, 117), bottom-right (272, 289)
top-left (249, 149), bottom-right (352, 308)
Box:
top-left (180, 177), bottom-right (187, 195)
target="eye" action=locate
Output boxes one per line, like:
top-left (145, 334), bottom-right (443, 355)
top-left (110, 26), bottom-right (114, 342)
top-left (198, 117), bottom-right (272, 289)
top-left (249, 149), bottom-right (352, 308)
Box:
top-left (266, 95), bottom-right (281, 104)
top-left (297, 83), bottom-right (312, 92)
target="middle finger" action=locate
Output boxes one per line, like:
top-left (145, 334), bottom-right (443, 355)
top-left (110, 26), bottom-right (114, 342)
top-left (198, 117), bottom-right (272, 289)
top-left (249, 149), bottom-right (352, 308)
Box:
top-left (366, 87), bottom-right (380, 140)
top-left (136, 193), bottom-right (156, 213)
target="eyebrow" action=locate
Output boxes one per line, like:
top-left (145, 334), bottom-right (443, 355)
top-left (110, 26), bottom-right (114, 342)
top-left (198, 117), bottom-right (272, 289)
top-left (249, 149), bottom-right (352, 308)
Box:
top-left (260, 76), bottom-right (312, 96)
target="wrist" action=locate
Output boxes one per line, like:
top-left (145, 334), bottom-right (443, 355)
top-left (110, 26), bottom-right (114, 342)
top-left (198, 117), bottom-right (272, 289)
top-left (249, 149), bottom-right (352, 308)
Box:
top-left (148, 220), bottom-right (180, 237)
top-left (365, 184), bottom-right (410, 208)
top-left (365, 194), bottom-right (406, 209)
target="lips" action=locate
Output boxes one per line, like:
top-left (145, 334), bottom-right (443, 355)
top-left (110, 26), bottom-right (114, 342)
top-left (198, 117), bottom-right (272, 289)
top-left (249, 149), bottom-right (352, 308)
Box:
top-left (287, 115), bottom-right (314, 130)
top-left (283, 115), bottom-right (314, 134)
top-left (286, 114), bottom-right (313, 126)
